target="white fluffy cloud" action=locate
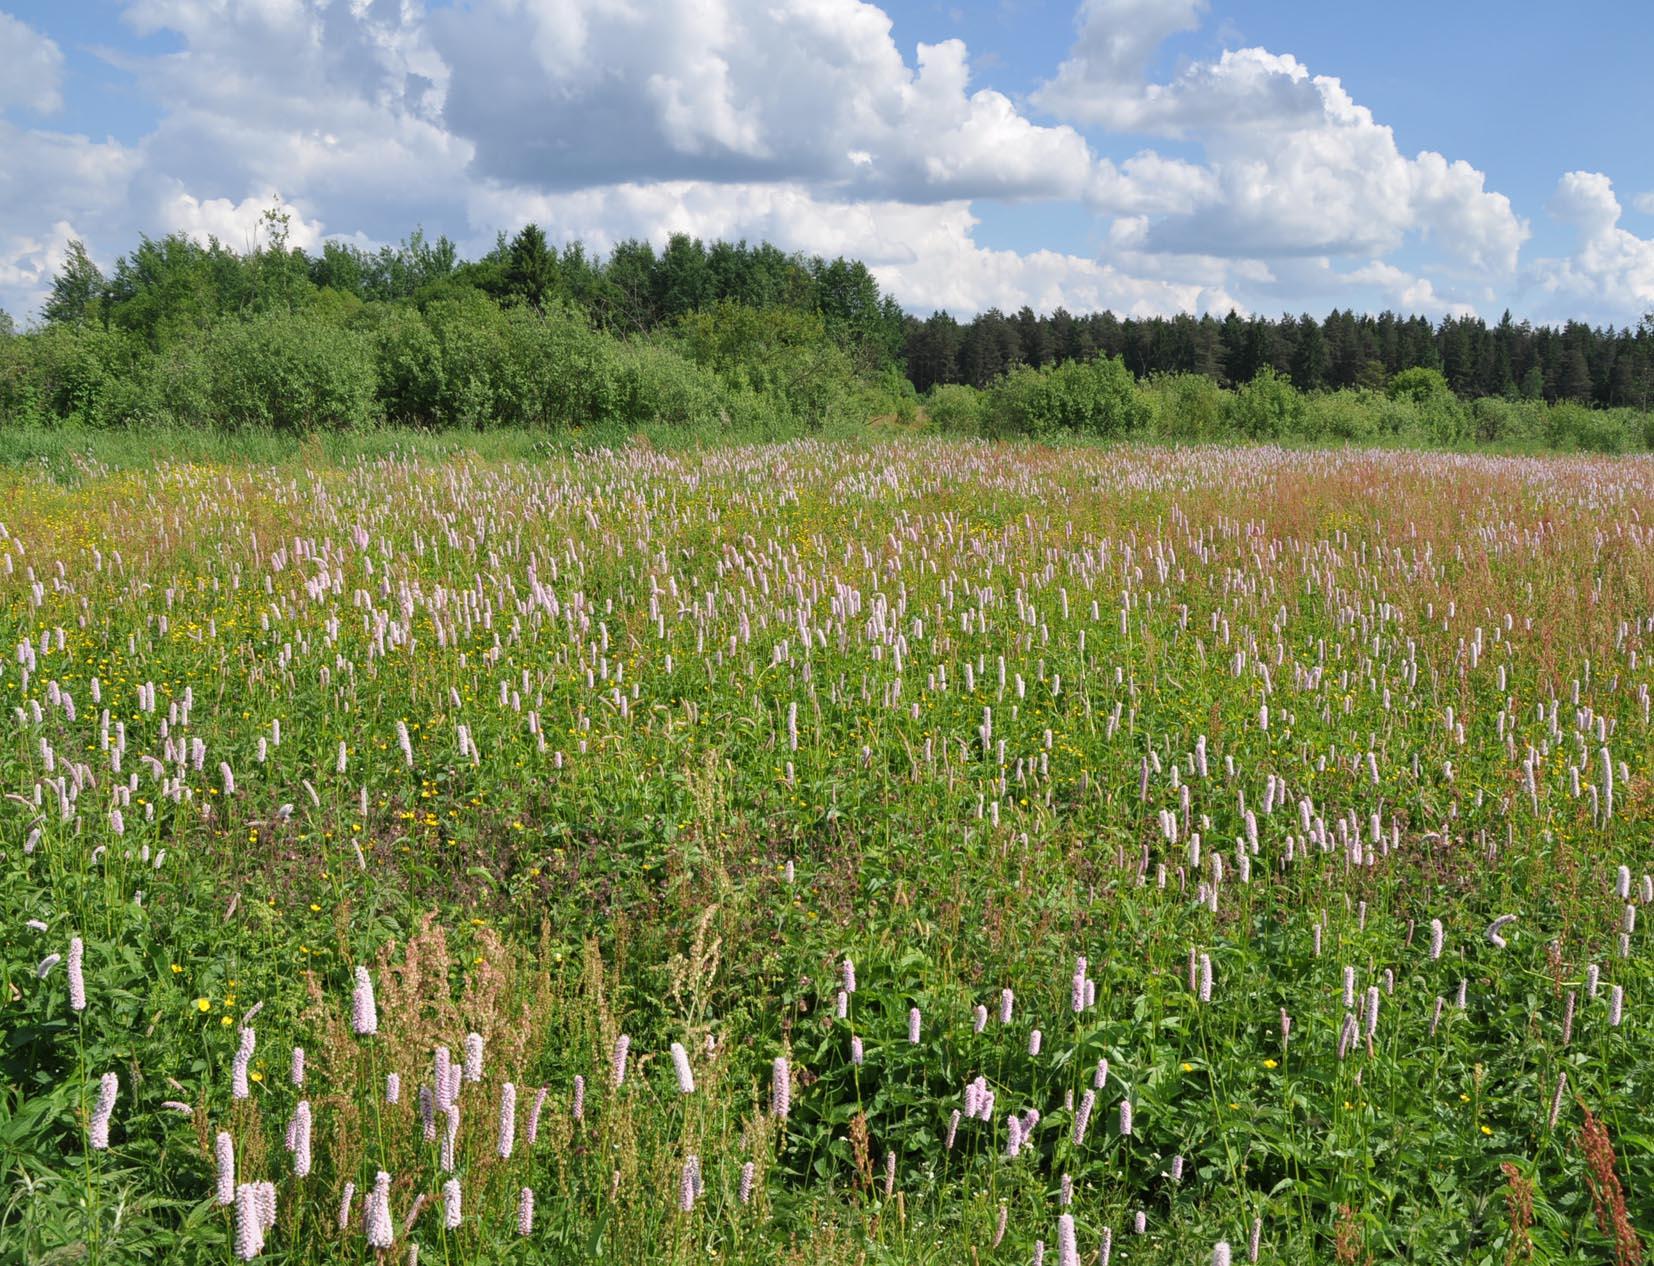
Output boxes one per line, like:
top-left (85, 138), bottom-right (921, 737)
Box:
top-left (1036, 0), bottom-right (1211, 130)
top-left (1342, 262), bottom-right (1477, 319)
top-left (1533, 173), bottom-right (1654, 319)
top-left (0, 120), bottom-right (142, 313)
top-left (157, 192), bottom-right (327, 254)
top-left (468, 179), bottom-right (1238, 316)
top-left (431, 0), bottom-right (1096, 203)
top-left (0, 13), bottom-right (63, 115)
top-left (0, 0), bottom-right (1644, 326)
top-left (1036, 15), bottom-right (1527, 278)
top-left (118, 0), bottom-right (469, 230)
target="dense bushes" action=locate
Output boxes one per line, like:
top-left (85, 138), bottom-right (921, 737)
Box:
top-left (980, 356), bottom-right (1150, 438)
top-left (0, 296), bottom-right (802, 435)
top-left (1141, 372), bottom-right (1226, 441)
top-left (674, 300), bottom-right (859, 430)
top-left (6, 276), bottom-right (1654, 450)
top-left (927, 383), bottom-right (985, 433)
top-left (0, 323), bottom-right (145, 427)
top-left (9, 222), bottom-right (1654, 449)
top-left (1224, 366), bottom-right (1306, 438)
top-left (929, 363), bottom-right (1654, 451)
top-left (2, 220), bottom-right (899, 435)
top-left (202, 312), bottom-right (378, 430)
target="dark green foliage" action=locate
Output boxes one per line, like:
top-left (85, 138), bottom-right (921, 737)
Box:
top-left (981, 356), bottom-right (1150, 438)
top-left (202, 310), bottom-right (376, 430)
top-left (904, 311), bottom-right (963, 394)
top-left (1290, 313), bottom-right (1327, 390)
top-left (1224, 366), bottom-right (1305, 438)
top-left (503, 223), bottom-right (559, 312)
top-left (41, 240), bottom-right (105, 327)
top-left (810, 256), bottom-right (905, 370)
top-left (7, 217), bottom-right (1654, 446)
top-left (654, 233), bottom-right (714, 322)
top-left (922, 302), bottom-right (1654, 410)
top-left (675, 300), bottom-right (859, 430)
top-left (104, 234), bottom-right (251, 348)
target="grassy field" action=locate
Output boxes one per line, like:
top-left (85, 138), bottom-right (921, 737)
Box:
top-left (3, 437), bottom-right (1652, 1265)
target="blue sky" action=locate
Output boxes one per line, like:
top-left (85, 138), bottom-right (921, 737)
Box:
top-left (2, 0), bottom-right (1651, 326)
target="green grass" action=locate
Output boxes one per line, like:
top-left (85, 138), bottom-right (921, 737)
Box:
top-left (0, 417), bottom-right (1641, 489)
top-left (0, 415), bottom-right (890, 482)
top-left (1, 437), bottom-right (1651, 1264)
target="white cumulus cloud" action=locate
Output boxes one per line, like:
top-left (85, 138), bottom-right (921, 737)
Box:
top-left (0, 0), bottom-right (1646, 326)
top-left (431, 0), bottom-right (1098, 203)
top-left (464, 180), bottom-right (1237, 317)
top-left (1035, 7), bottom-right (1527, 283)
top-left (1532, 172), bottom-right (1654, 319)
top-left (0, 13), bottom-right (64, 115)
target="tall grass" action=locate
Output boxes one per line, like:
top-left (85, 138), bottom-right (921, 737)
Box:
top-left (1, 439), bottom-right (1651, 1263)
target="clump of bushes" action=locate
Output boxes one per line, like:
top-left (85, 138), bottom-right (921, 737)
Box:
top-left (980, 356), bottom-right (1150, 438)
top-left (923, 357), bottom-right (1654, 453)
top-left (205, 312), bottom-right (378, 430)
top-left (1142, 372), bottom-right (1227, 441)
top-left (927, 383), bottom-right (986, 434)
top-left (1224, 367), bottom-right (1305, 439)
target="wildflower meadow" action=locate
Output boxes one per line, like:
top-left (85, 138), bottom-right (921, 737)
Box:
top-left (2, 437), bottom-right (1652, 1264)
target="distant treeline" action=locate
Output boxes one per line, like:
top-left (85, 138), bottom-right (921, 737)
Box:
top-left (2, 213), bottom-right (1652, 449)
top-left (905, 306), bottom-right (1654, 408)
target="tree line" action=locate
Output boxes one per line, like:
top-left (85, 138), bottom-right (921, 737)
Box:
top-left (904, 306), bottom-right (1654, 408)
top-left (2, 212), bottom-right (1652, 448)
top-left (0, 213), bottom-right (912, 435)
top-left (33, 216), bottom-right (906, 370)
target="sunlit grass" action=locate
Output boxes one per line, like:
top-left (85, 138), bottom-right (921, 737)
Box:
top-left (2, 438), bottom-right (1651, 1264)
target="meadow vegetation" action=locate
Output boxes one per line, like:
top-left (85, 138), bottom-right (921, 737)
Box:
top-left (3, 218), bottom-right (1654, 453)
top-left (3, 439), bottom-right (1652, 1264)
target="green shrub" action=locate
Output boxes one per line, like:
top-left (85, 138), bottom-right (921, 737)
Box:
top-left (1225, 367), bottom-right (1304, 439)
top-left (1299, 390), bottom-right (1379, 441)
top-left (1470, 396), bottom-right (1514, 444)
top-left (1546, 401), bottom-right (1629, 452)
top-left (107, 340), bottom-right (213, 428)
top-left (421, 291), bottom-right (510, 428)
top-left (1573, 410), bottom-right (1626, 453)
top-left (373, 306), bottom-right (446, 425)
top-left (1143, 372), bottom-right (1227, 441)
top-left (983, 356), bottom-right (1149, 438)
top-left (0, 328), bottom-right (49, 425)
top-left (498, 303), bottom-right (625, 429)
top-left (204, 311), bottom-right (377, 430)
top-left (675, 300), bottom-right (861, 430)
top-left (926, 384), bottom-right (984, 434)
top-left (1386, 366), bottom-right (1452, 406)
top-left (1503, 400), bottom-right (1552, 446)
top-left (1, 324), bottom-right (149, 427)
top-left (866, 365), bottom-right (920, 423)
top-left (613, 340), bottom-right (745, 432)
top-left (1369, 393), bottom-right (1420, 438)
top-left (1416, 392), bottom-right (1470, 446)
